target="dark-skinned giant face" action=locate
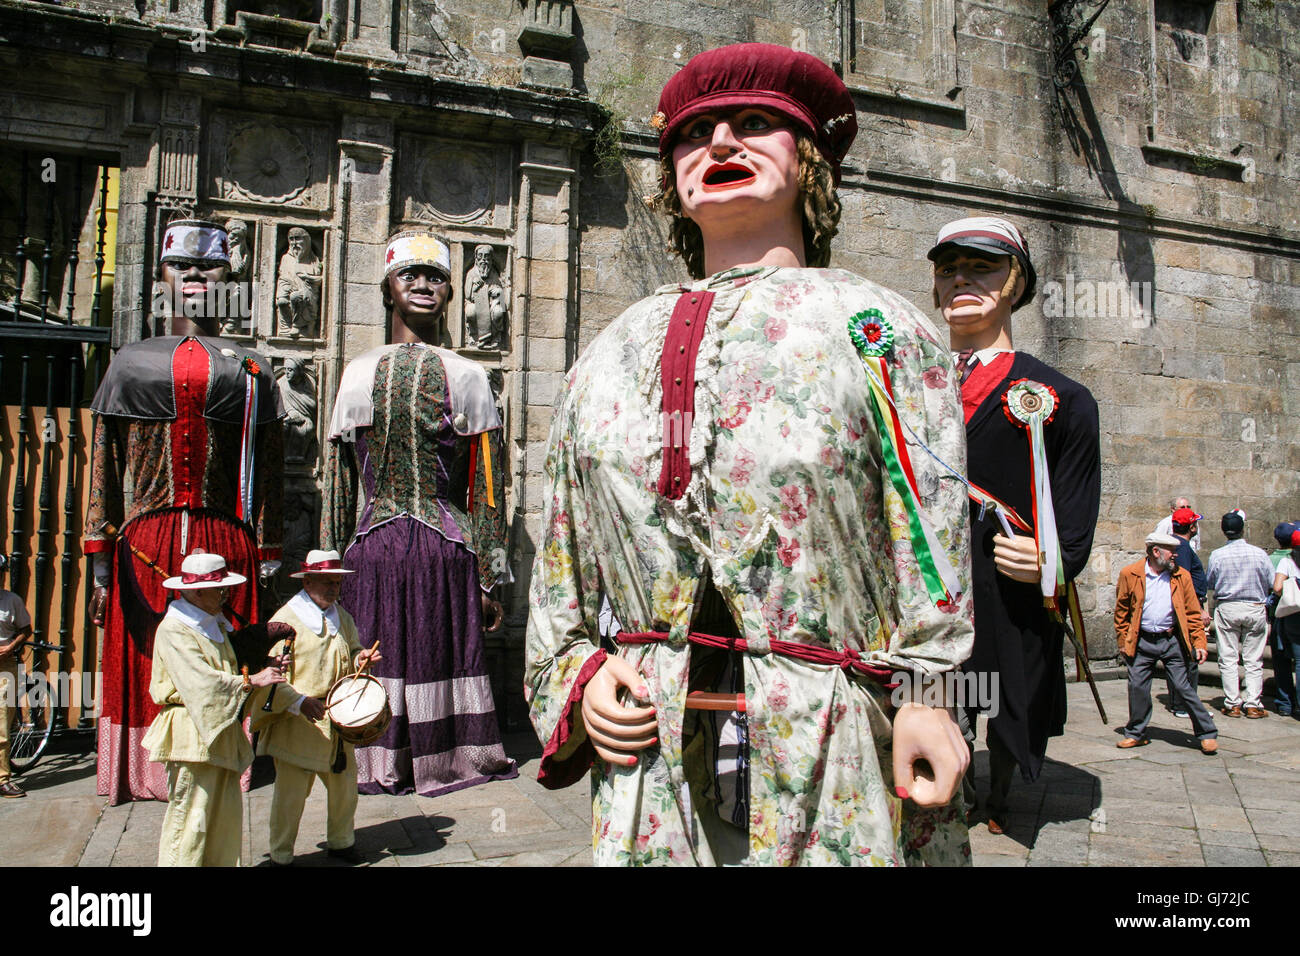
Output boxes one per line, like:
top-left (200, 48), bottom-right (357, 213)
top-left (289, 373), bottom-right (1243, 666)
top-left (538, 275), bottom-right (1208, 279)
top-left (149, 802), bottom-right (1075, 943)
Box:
top-left (382, 231), bottom-right (453, 332)
top-left (157, 220), bottom-right (233, 323)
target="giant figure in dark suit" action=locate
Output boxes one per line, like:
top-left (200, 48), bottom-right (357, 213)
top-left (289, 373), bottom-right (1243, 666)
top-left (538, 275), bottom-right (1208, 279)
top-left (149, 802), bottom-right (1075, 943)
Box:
top-left (929, 216), bottom-right (1101, 834)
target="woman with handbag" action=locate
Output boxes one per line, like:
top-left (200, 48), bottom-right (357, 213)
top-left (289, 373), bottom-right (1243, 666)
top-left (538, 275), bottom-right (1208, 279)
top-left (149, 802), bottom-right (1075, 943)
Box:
top-left (1271, 528), bottom-right (1300, 718)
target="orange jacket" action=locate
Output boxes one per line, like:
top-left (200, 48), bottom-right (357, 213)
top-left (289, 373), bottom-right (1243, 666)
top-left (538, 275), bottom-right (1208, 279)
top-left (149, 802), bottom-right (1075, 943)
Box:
top-left (1114, 558), bottom-right (1207, 659)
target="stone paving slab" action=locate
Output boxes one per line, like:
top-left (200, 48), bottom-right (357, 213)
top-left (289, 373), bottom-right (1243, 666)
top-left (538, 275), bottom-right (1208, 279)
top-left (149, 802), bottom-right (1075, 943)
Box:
top-left (4, 680), bottom-right (1300, 867)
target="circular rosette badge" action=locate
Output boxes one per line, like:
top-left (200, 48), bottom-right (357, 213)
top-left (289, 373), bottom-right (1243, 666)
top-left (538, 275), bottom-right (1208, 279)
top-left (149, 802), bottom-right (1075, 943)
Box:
top-left (1002, 378), bottom-right (1058, 428)
top-left (847, 309), bottom-right (894, 358)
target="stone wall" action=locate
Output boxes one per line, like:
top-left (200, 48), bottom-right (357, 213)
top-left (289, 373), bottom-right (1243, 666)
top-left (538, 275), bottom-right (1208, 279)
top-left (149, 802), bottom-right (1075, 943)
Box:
top-left (2, 0), bottom-right (1297, 686)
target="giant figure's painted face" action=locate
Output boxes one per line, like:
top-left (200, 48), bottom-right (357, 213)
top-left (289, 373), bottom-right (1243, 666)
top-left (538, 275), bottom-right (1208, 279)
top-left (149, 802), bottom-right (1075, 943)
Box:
top-left (671, 107), bottom-right (801, 234)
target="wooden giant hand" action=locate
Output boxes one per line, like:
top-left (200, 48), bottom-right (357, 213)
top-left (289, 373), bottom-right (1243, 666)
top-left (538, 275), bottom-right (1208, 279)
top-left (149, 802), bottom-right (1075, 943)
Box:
top-left (892, 703), bottom-right (969, 807)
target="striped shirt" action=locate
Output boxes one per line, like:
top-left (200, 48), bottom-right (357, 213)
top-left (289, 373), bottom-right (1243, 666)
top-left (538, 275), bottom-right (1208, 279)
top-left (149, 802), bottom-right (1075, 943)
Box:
top-left (1207, 538), bottom-right (1274, 603)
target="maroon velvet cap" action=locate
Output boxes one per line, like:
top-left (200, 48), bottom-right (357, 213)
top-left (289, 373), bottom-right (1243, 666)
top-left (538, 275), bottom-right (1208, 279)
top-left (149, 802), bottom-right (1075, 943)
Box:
top-left (654, 43), bottom-right (858, 184)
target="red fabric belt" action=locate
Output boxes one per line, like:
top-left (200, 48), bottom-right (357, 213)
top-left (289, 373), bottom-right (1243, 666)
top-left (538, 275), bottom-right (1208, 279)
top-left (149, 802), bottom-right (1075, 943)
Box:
top-left (657, 290), bottom-right (714, 500)
top-left (617, 630), bottom-right (899, 687)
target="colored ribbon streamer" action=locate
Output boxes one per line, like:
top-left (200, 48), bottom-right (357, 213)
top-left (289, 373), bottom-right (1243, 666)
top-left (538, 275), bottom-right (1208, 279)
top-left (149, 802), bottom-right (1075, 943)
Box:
top-left (848, 310), bottom-right (961, 605)
top-left (967, 481), bottom-right (1033, 533)
top-left (468, 434), bottom-right (478, 513)
top-left (237, 368), bottom-right (258, 523)
top-left (481, 432), bottom-right (495, 510)
top-left (1002, 379), bottom-right (1064, 609)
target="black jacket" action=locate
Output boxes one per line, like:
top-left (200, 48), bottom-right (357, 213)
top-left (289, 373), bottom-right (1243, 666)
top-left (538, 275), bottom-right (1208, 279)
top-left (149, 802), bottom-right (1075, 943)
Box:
top-left (1175, 538), bottom-right (1207, 605)
top-left (962, 352), bottom-right (1102, 782)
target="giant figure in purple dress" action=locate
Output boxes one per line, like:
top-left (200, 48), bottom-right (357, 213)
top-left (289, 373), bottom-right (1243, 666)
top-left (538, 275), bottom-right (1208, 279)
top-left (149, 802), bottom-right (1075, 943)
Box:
top-left (321, 230), bottom-right (516, 796)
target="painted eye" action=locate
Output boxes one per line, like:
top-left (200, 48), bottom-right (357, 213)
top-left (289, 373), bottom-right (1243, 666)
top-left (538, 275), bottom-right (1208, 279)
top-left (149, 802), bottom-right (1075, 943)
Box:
top-left (684, 118), bottom-right (716, 140)
top-left (740, 113), bottom-right (773, 132)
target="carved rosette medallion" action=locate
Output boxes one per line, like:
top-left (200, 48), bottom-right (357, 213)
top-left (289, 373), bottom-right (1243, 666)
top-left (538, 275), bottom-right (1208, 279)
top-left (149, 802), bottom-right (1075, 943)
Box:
top-left (224, 124), bottom-right (312, 204)
top-left (419, 147), bottom-right (493, 223)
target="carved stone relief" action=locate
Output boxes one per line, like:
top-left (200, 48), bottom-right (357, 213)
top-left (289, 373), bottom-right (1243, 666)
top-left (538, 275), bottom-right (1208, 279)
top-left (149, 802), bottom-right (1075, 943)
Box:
top-left (269, 354), bottom-right (321, 602)
top-left (226, 124), bottom-right (311, 204)
top-left (276, 355), bottom-right (319, 466)
top-left (396, 134), bottom-right (513, 228)
top-left (463, 243), bottom-right (509, 351)
top-left (207, 112), bottom-right (333, 210)
top-left (274, 226), bottom-right (324, 339)
top-left (219, 217), bottom-right (254, 335)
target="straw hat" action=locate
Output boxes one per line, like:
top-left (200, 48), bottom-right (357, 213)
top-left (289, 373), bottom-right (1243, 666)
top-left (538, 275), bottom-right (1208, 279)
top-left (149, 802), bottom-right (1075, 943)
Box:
top-left (290, 549), bottom-right (355, 579)
top-left (162, 551), bottom-right (247, 590)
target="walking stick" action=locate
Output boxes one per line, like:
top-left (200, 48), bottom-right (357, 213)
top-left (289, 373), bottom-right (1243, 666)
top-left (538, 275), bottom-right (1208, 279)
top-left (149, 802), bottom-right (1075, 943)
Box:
top-left (1063, 581), bottom-right (1107, 724)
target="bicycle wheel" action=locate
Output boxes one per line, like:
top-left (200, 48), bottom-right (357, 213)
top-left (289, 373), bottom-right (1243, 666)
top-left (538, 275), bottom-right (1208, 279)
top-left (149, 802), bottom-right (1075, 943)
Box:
top-left (9, 669), bottom-right (53, 775)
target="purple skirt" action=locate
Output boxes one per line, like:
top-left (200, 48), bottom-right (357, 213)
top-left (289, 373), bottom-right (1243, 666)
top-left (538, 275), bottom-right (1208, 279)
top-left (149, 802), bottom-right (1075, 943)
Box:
top-left (340, 515), bottom-right (517, 797)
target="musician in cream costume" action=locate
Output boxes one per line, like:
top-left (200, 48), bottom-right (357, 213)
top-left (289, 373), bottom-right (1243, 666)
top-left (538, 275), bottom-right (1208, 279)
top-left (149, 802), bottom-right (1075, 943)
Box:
top-left (251, 550), bottom-right (380, 866)
top-left (145, 552), bottom-right (287, 867)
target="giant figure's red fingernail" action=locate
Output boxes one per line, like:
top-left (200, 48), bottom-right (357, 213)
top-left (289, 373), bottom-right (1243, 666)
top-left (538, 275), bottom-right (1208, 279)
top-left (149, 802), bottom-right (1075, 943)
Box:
top-left (895, 786), bottom-right (910, 800)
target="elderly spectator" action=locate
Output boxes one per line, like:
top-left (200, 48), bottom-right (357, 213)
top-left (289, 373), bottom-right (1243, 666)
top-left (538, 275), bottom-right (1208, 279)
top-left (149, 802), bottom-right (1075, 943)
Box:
top-left (1114, 533), bottom-right (1218, 753)
top-left (1165, 506), bottom-right (1209, 718)
top-left (1207, 510), bottom-right (1275, 719)
top-left (1155, 496), bottom-right (1201, 552)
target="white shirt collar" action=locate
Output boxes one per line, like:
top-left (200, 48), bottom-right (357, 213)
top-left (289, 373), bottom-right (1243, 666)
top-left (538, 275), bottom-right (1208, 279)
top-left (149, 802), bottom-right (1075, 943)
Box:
top-left (287, 589), bottom-right (340, 636)
top-left (958, 346), bottom-right (1015, 367)
top-left (1144, 564), bottom-right (1171, 581)
top-left (164, 596), bottom-right (233, 644)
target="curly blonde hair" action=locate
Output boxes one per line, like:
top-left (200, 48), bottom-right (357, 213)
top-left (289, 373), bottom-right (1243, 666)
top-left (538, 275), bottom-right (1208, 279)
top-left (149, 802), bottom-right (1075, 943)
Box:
top-left (649, 135), bottom-right (842, 280)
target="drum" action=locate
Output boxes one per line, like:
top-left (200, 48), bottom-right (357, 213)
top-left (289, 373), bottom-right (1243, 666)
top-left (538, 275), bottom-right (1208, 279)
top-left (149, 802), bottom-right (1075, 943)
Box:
top-left (325, 673), bottom-right (392, 746)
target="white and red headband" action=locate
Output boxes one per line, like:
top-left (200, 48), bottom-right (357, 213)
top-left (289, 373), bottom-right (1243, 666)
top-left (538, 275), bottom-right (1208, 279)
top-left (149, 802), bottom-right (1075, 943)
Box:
top-left (160, 220), bottom-right (231, 265)
top-left (384, 231), bottom-right (451, 280)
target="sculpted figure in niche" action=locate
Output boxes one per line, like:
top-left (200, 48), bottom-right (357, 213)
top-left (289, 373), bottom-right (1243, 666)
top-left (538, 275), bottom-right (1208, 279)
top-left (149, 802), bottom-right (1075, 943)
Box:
top-left (277, 357), bottom-right (318, 466)
top-left (276, 227), bottom-right (323, 339)
top-left (221, 219), bottom-right (252, 335)
top-left (464, 244), bottom-right (508, 350)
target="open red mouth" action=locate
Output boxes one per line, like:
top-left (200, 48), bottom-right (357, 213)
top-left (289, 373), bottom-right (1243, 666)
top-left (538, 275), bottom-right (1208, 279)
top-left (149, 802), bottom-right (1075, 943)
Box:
top-left (702, 162), bottom-right (756, 189)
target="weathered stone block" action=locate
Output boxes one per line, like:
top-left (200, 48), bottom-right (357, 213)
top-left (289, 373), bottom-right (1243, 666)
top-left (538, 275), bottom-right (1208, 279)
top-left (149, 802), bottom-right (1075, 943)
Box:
top-left (1161, 349), bottom-right (1225, 382)
top-left (529, 259), bottom-right (570, 300)
top-left (523, 297), bottom-right (569, 338)
top-left (521, 56), bottom-right (574, 91)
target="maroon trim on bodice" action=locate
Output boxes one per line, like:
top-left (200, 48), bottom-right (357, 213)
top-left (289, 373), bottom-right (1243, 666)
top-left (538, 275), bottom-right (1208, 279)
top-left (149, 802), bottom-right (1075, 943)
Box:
top-left (170, 339), bottom-right (212, 509)
top-left (657, 290), bottom-right (714, 500)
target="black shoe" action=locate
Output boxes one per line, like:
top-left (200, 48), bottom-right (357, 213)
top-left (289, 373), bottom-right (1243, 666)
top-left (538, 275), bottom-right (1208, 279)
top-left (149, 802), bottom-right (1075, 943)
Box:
top-left (259, 857), bottom-right (294, 867)
top-left (328, 845), bottom-right (364, 864)
top-left (0, 782), bottom-right (26, 799)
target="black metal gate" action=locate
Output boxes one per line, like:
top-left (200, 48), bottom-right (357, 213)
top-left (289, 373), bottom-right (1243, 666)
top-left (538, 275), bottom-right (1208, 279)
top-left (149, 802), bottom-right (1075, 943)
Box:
top-left (2, 145), bottom-right (116, 739)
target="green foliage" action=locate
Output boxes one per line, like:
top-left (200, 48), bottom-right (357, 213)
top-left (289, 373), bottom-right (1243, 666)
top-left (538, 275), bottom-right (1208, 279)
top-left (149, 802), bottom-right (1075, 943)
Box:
top-left (591, 63), bottom-right (649, 177)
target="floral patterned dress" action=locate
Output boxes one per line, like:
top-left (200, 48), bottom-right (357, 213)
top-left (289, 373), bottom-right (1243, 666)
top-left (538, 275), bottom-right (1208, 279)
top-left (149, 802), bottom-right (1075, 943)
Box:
top-left (526, 266), bottom-right (975, 866)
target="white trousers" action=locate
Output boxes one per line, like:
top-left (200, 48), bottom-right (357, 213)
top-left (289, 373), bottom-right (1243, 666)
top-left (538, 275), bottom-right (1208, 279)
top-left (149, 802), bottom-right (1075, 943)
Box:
top-left (1214, 602), bottom-right (1267, 708)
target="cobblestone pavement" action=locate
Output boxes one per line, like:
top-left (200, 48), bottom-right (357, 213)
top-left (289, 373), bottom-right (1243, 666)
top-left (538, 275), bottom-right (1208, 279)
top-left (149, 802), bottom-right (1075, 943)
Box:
top-left (4, 679), bottom-right (1299, 867)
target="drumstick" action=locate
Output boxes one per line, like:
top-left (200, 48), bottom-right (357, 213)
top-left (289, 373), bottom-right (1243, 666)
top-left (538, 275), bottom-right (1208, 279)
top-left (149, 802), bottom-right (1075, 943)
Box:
top-left (348, 641), bottom-right (380, 686)
top-left (326, 682), bottom-right (370, 713)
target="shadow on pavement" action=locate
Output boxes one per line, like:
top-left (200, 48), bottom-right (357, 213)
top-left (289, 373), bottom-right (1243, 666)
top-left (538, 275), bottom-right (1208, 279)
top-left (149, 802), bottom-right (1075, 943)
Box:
top-left (968, 751), bottom-right (1102, 850)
